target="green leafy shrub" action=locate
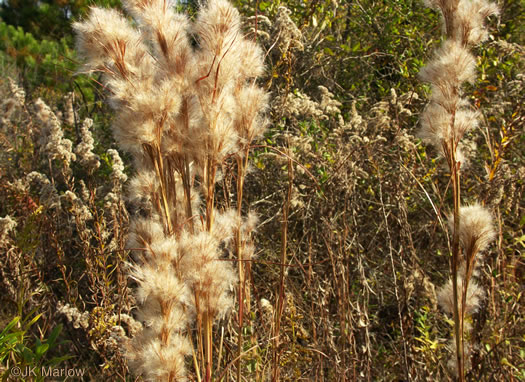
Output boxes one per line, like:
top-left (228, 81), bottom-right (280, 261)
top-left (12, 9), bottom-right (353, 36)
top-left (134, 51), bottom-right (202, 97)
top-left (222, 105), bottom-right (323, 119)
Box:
top-left (0, 315), bottom-right (70, 381)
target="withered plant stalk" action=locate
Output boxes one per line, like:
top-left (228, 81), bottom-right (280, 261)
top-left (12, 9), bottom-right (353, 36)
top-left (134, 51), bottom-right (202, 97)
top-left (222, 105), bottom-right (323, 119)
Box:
top-left (272, 152), bottom-right (294, 382)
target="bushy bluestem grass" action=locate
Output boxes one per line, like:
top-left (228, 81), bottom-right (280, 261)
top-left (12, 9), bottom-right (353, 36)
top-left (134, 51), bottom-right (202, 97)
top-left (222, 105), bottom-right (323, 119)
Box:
top-left (74, 0), bottom-right (268, 379)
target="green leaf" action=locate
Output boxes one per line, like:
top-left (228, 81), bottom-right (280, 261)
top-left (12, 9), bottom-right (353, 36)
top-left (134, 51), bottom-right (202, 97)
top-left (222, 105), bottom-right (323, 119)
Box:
top-left (46, 354), bottom-right (73, 367)
top-left (35, 343), bottom-right (49, 360)
top-left (516, 235), bottom-right (525, 248)
top-left (0, 317), bottom-right (21, 337)
top-left (23, 312), bottom-right (42, 330)
top-left (46, 325), bottom-right (62, 348)
top-left (22, 346), bottom-right (35, 362)
top-left (259, 1), bottom-right (270, 11)
top-left (323, 47), bottom-right (334, 56)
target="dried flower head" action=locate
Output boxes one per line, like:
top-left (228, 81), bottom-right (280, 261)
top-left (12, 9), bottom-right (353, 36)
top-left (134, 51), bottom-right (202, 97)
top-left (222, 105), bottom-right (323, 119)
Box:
top-left (273, 6), bottom-right (304, 53)
top-left (57, 302), bottom-right (90, 330)
top-left (75, 118), bottom-right (100, 172)
top-left (0, 215), bottom-right (17, 246)
top-left (25, 171), bottom-right (61, 209)
top-left (34, 98), bottom-right (76, 166)
top-left (8, 78), bottom-right (26, 107)
top-left (107, 149), bottom-right (128, 189)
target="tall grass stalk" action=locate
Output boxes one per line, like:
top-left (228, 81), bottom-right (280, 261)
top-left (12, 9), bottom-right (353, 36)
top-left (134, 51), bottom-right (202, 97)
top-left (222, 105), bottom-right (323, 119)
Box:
top-left (419, 0), bottom-right (499, 379)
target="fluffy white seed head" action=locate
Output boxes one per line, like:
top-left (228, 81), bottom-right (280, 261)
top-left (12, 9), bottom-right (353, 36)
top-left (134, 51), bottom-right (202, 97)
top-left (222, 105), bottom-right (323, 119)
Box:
top-left (451, 204), bottom-right (496, 255)
top-left (124, 0), bottom-right (192, 79)
top-left (437, 276), bottom-right (484, 316)
top-left (419, 102), bottom-right (453, 149)
top-left (128, 334), bottom-right (191, 381)
top-left (211, 208), bottom-right (236, 244)
top-left (445, 334), bottom-right (476, 377)
top-left (127, 170), bottom-right (160, 213)
top-left (235, 38), bottom-right (266, 80)
top-left (419, 103), bottom-right (479, 152)
top-left (453, 0), bottom-right (499, 45)
top-left (132, 264), bottom-right (190, 315)
top-left (178, 229), bottom-right (237, 318)
top-left (74, 7), bottom-right (151, 79)
top-left (419, 40), bottom-right (476, 87)
top-left (424, 0), bottom-right (498, 46)
top-left (193, 90), bottom-right (239, 167)
top-left (234, 85), bottom-right (270, 146)
top-left (128, 217), bottom-right (165, 251)
top-left (194, 0), bottom-right (241, 57)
